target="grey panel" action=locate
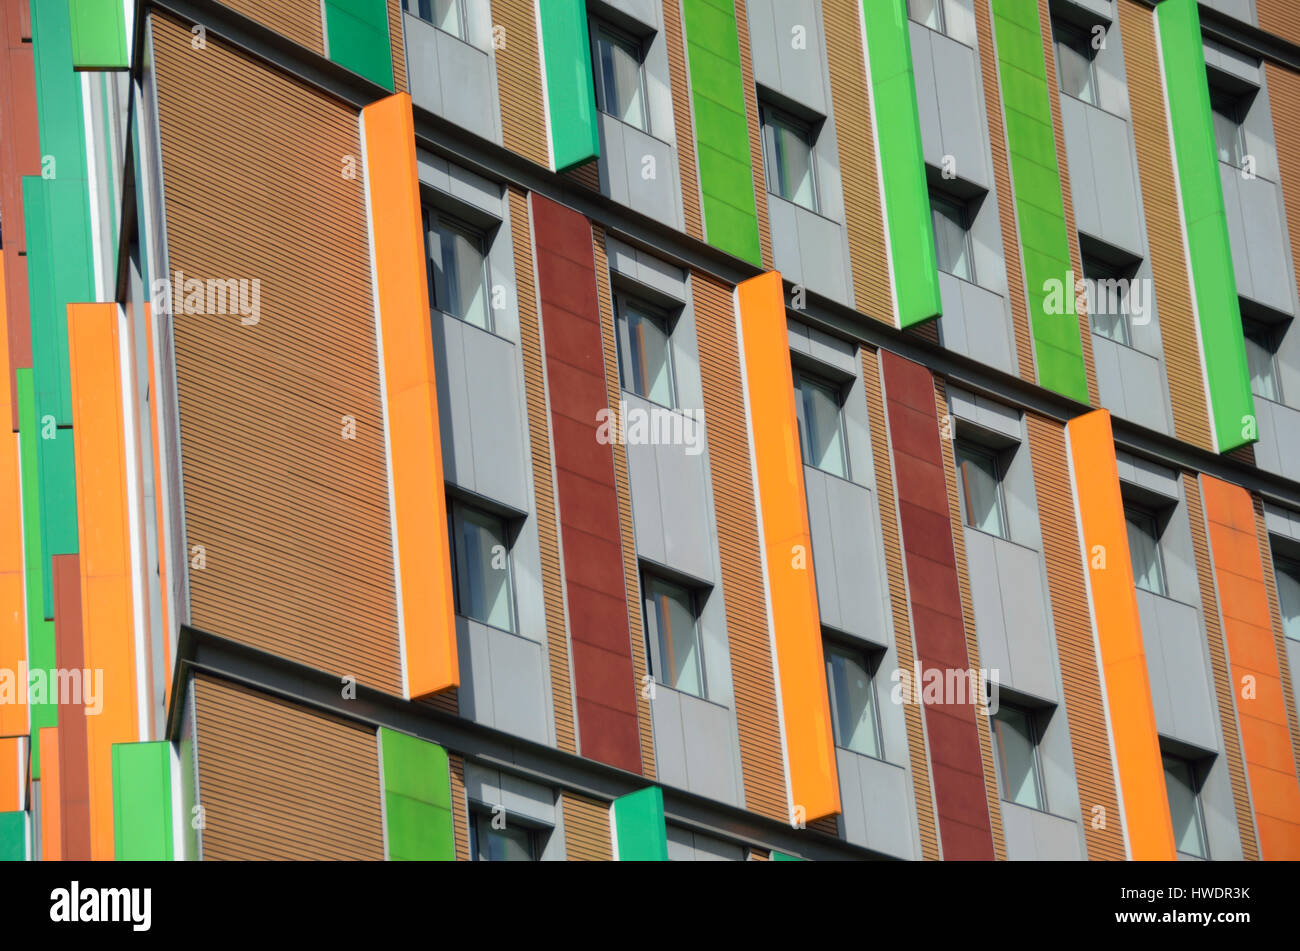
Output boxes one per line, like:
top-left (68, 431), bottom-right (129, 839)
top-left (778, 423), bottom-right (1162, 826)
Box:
top-left (824, 476), bottom-right (889, 646)
top-left (666, 825), bottom-right (744, 860)
top-left (488, 626), bottom-right (551, 745)
top-left (1115, 342), bottom-right (1170, 434)
top-left (795, 201), bottom-right (853, 305)
top-left (804, 468), bottom-right (841, 633)
top-left (665, 824), bottom-right (695, 861)
top-left (648, 686), bottom-right (689, 789)
top-left (1220, 170), bottom-right (1256, 302)
top-left (835, 748), bottom-right (916, 859)
top-left (650, 686), bottom-right (742, 806)
top-left (747, 0), bottom-right (826, 114)
top-left (909, 24), bottom-right (944, 169)
top-left (463, 763), bottom-right (558, 827)
top-left (626, 436), bottom-right (666, 566)
top-left (1253, 397), bottom-right (1283, 476)
top-left (768, 196), bottom-right (804, 289)
top-left (966, 531), bottom-right (1012, 678)
top-left (1198, 0), bottom-right (1256, 27)
top-left (1239, 177), bottom-right (1295, 316)
top-left (598, 115), bottom-right (686, 231)
top-left (936, 271), bottom-right (970, 356)
top-left (1115, 449), bottom-right (1181, 501)
top-left (1092, 333), bottom-right (1127, 421)
top-left (1085, 105), bottom-right (1143, 258)
top-left (455, 616), bottom-right (494, 724)
top-left (957, 279), bottom-right (1016, 375)
top-left (432, 314), bottom-right (476, 491)
top-left (1138, 591), bottom-right (1218, 753)
top-left (405, 15), bottom-right (500, 144)
top-left (995, 538), bottom-right (1057, 702)
top-left (932, 34), bottom-right (989, 190)
top-left (1001, 801), bottom-right (1084, 860)
top-left (461, 325), bottom-right (529, 512)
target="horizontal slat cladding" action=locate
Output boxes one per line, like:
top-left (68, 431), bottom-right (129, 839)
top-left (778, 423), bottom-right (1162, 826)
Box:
top-left (862, 346), bottom-right (939, 860)
top-left (1253, 497), bottom-right (1300, 789)
top-left (151, 13), bottom-right (401, 693)
top-left (663, 0), bottom-right (703, 241)
top-left (1024, 413), bottom-right (1125, 860)
top-left (449, 752), bottom-right (470, 860)
top-left (1117, 0), bottom-right (1212, 450)
top-left (562, 791), bottom-right (613, 860)
top-left (1258, 0), bottom-right (1300, 48)
top-left (388, 0), bottom-right (406, 92)
top-left (491, 0), bottom-right (549, 166)
top-left (1185, 474), bottom-right (1259, 859)
top-left (733, 0), bottom-right (773, 270)
top-left (193, 675), bottom-right (384, 859)
top-left (693, 269), bottom-right (786, 821)
top-left (218, 0), bottom-right (323, 52)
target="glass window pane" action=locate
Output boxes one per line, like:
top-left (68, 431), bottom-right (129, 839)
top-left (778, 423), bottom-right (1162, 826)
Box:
top-left (1163, 756), bottom-right (1207, 858)
top-left (1085, 260), bottom-right (1132, 347)
top-left (438, 223), bottom-right (489, 330)
top-left (645, 577), bottom-right (704, 698)
top-left (453, 506), bottom-right (515, 631)
top-left (433, 0), bottom-right (462, 37)
top-left (472, 813), bottom-right (535, 861)
top-left (1243, 322), bottom-right (1281, 402)
top-left (930, 194), bottom-right (973, 282)
top-left (1210, 89), bottom-right (1243, 165)
top-left (1125, 506), bottom-right (1167, 597)
top-left (596, 30), bottom-right (647, 131)
top-left (826, 647), bottom-right (881, 758)
top-left (1055, 25), bottom-right (1096, 106)
top-left (618, 300), bottom-right (675, 406)
top-left (956, 444), bottom-right (1007, 539)
top-left (795, 374), bottom-right (848, 479)
top-left (763, 109), bottom-right (817, 212)
top-left (1276, 558), bottom-right (1300, 641)
top-left (908, 0), bottom-right (944, 32)
top-left (993, 706), bottom-right (1044, 810)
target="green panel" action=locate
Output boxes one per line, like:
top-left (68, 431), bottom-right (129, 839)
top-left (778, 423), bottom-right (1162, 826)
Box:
top-left (0, 812), bottom-right (27, 861)
top-left (112, 742), bottom-right (175, 860)
top-left (611, 787), bottom-right (668, 861)
top-left (323, 0), bottom-right (395, 92)
top-left (378, 728), bottom-right (454, 860)
top-left (681, 0), bottom-right (761, 265)
top-left (990, 0), bottom-right (1089, 404)
top-left (537, 0), bottom-right (600, 172)
top-left (69, 0), bottom-right (128, 70)
top-left (1155, 0), bottom-right (1255, 452)
top-left (771, 850), bottom-right (804, 861)
top-left (860, 0), bottom-right (942, 327)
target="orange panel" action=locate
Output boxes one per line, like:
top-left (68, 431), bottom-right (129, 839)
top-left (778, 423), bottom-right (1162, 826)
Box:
top-left (67, 302), bottom-right (139, 861)
top-left (734, 271), bottom-right (839, 824)
top-left (0, 255), bottom-right (24, 739)
top-left (1065, 409), bottom-right (1175, 860)
top-left (0, 735), bottom-right (24, 812)
top-left (360, 92), bottom-right (457, 699)
top-left (38, 727), bottom-right (58, 860)
top-left (1201, 475), bottom-right (1300, 859)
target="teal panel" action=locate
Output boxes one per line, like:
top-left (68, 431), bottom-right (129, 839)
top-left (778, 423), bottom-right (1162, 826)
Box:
top-left (771, 850), bottom-right (804, 861)
top-left (69, 0), bottom-right (129, 70)
top-left (611, 787), bottom-right (668, 861)
top-left (1155, 0), bottom-right (1255, 452)
top-left (324, 0), bottom-right (395, 92)
top-left (112, 742), bottom-right (174, 860)
top-left (378, 728), bottom-right (454, 860)
top-left (538, 0), bottom-right (600, 172)
top-left (0, 812), bottom-right (27, 861)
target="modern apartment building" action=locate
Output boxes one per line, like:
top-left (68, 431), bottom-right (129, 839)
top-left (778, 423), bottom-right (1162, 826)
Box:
top-left (0, 0), bottom-right (1298, 862)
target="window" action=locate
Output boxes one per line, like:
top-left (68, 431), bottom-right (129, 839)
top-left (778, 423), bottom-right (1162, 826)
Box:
top-left (793, 370), bottom-right (849, 479)
top-left (643, 575), bottom-right (706, 698)
top-left (908, 0), bottom-right (945, 33)
top-left (591, 22), bottom-right (649, 133)
top-left (424, 209), bottom-right (491, 331)
top-left (825, 644), bottom-right (883, 759)
top-left (449, 503), bottom-right (516, 632)
top-left (1210, 86), bottom-right (1247, 167)
top-left (1275, 556), bottom-right (1300, 641)
top-left (955, 442), bottom-right (1008, 540)
top-left (1163, 755), bottom-right (1209, 858)
top-left (1243, 319), bottom-right (1282, 403)
top-left (470, 810), bottom-right (537, 861)
top-left (1054, 20), bottom-right (1099, 106)
top-left (930, 191), bottom-right (975, 282)
top-left (1085, 257), bottom-right (1131, 347)
top-left (760, 104), bottom-right (819, 213)
top-left (614, 294), bottom-right (676, 407)
top-left (403, 0), bottom-right (466, 41)
top-left (1124, 504), bottom-right (1167, 597)
top-left (991, 704), bottom-right (1046, 811)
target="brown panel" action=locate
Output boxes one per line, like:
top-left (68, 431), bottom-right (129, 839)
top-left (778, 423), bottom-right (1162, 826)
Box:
top-left (663, 0), bottom-right (703, 242)
top-left (490, 0), bottom-right (549, 166)
top-left (51, 555), bottom-right (91, 861)
top-left (150, 13), bottom-right (402, 693)
top-left (564, 162), bottom-right (600, 192)
top-left (1253, 497), bottom-right (1300, 789)
top-left (747, 847), bottom-right (769, 860)
top-left (733, 0), bottom-right (773, 270)
top-left (388, 0), bottom-right (406, 93)
top-left (561, 790), bottom-right (613, 860)
top-left (1184, 474), bottom-right (1260, 858)
top-left (692, 268), bottom-right (785, 821)
top-left (192, 675), bottom-right (384, 859)
top-left (218, 0), bottom-right (323, 53)
top-left (1117, 0), bottom-right (1213, 450)
top-left (1258, 0), bottom-right (1300, 48)
top-left (448, 752), bottom-right (470, 860)
top-left (1024, 413), bottom-right (1126, 860)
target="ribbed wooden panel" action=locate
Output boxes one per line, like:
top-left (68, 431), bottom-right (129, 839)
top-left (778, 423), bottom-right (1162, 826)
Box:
top-left (389, 0), bottom-right (406, 93)
top-left (663, 0), bottom-right (703, 241)
top-left (593, 225), bottom-right (656, 778)
top-left (1253, 496), bottom-right (1300, 785)
top-left (218, 0), bottom-right (323, 53)
top-left (193, 676), bottom-right (384, 860)
top-left (732, 0), bottom-right (773, 270)
top-left (152, 14), bottom-right (402, 693)
top-left (1024, 413), bottom-right (1126, 859)
top-left (491, 0), bottom-right (549, 165)
top-left (448, 752), bottom-right (470, 860)
top-left (1185, 474), bottom-right (1260, 859)
top-left (861, 346), bottom-right (939, 860)
top-left (973, 0), bottom-right (1036, 382)
top-left (562, 791), bottom-right (613, 859)
top-left (824, 0), bottom-right (892, 322)
top-left (693, 269), bottom-right (786, 820)
top-left (748, 847), bottom-right (769, 860)
top-left (510, 187), bottom-right (577, 754)
top-left (1117, 0), bottom-right (1213, 450)
top-left (564, 163), bottom-right (601, 191)
top-left (1037, 0), bottom-right (1098, 407)
top-left (934, 377), bottom-right (1006, 860)
top-left (1258, 0), bottom-right (1300, 48)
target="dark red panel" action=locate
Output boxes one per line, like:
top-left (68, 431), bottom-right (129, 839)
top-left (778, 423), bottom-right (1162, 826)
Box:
top-left (52, 555), bottom-right (92, 861)
top-left (881, 350), bottom-right (994, 861)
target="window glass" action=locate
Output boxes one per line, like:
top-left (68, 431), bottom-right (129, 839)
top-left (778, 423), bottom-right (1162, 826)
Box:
top-left (1055, 21), bottom-right (1098, 106)
top-left (1085, 258), bottom-right (1131, 347)
top-left (1210, 88), bottom-right (1245, 166)
top-left (908, 0), bottom-right (945, 32)
top-left (1243, 320), bottom-right (1281, 402)
top-left (1275, 557), bottom-right (1300, 641)
top-left (956, 443), bottom-right (1008, 539)
top-left (644, 576), bottom-right (705, 698)
top-left (594, 26), bottom-right (648, 132)
top-left (427, 212), bottom-right (490, 331)
top-left (1124, 505), bottom-right (1167, 597)
top-left (930, 192), bottom-right (974, 282)
top-left (404, 0), bottom-right (465, 41)
top-left (451, 505), bottom-right (516, 632)
top-left (761, 106), bottom-right (819, 212)
top-left (992, 705), bottom-right (1045, 810)
top-left (825, 646), bottom-right (882, 758)
top-left (471, 812), bottom-right (536, 861)
top-left (616, 297), bottom-right (676, 407)
top-left (794, 372), bottom-right (849, 479)
top-left (1163, 756), bottom-right (1208, 858)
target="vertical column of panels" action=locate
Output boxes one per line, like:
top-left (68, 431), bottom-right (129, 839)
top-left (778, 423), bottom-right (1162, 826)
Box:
top-left (324, 0), bottom-right (394, 91)
top-left (610, 786), bottom-right (667, 860)
top-left (536, 0), bottom-right (599, 172)
top-left (112, 741), bottom-right (173, 860)
top-left (378, 727), bottom-right (455, 860)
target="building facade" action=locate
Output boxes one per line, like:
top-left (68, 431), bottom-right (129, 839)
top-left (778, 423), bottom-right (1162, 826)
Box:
top-left (1, 0), bottom-right (1299, 861)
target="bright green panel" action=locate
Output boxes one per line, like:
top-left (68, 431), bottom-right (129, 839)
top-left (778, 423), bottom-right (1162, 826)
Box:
top-left (990, 0), bottom-right (1089, 404)
top-left (378, 728), bottom-right (454, 860)
top-left (112, 742), bottom-right (174, 860)
top-left (0, 812), bottom-right (27, 861)
top-left (537, 0), bottom-right (600, 172)
top-left (611, 787), bottom-right (668, 861)
top-left (861, 0), bottom-right (941, 327)
top-left (324, 0), bottom-right (394, 92)
top-left (69, 0), bottom-right (128, 70)
top-left (681, 0), bottom-right (761, 265)
top-left (1155, 0), bottom-right (1255, 452)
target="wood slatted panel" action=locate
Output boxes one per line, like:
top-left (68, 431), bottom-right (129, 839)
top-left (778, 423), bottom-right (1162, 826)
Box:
top-left (218, 0), bottom-right (323, 53)
top-left (1116, 0), bottom-right (1213, 450)
top-left (151, 13), bottom-right (403, 693)
top-left (933, 377), bottom-right (1005, 860)
top-left (562, 791), bottom-right (613, 859)
top-left (972, 0), bottom-right (1036, 382)
top-left (490, 0), bottom-right (549, 166)
top-left (748, 847), bottom-right (769, 860)
top-left (1037, 0), bottom-right (1099, 407)
top-left (824, 0), bottom-right (893, 322)
top-left (511, 187), bottom-right (578, 753)
top-left (862, 346), bottom-right (940, 860)
top-left (1253, 497), bottom-right (1300, 784)
top-left (1258, 0), bottom-right (1300, 48)
top-left (565, 163), bottom-right (601, 191)
top-left (193, 676), bottom-right (384, 860)
top-left (592, 225), bottom-right (656, 778)
top-left (1184, 474), bottom-right (1259, 859)
top-left (449, 752), bottom-right (470, 860)
top-left (1024, 413), bottom-right (1126, 859)
top-left (693, 269), bottom-right (785, 820)
top-left (389, 0), bottom-right (406, 92)
top-left (733, 0), bottom-right (773, 270)
top-left (663, 0), bottom-right (703, 241)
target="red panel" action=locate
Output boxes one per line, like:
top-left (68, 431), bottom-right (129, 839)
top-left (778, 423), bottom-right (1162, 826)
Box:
top-left (52, 554), bottom-right (92, 860)
top-left (531, 193), bottom-right (642, 774)
top-left (881, 351), bottom-right (994, 860)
